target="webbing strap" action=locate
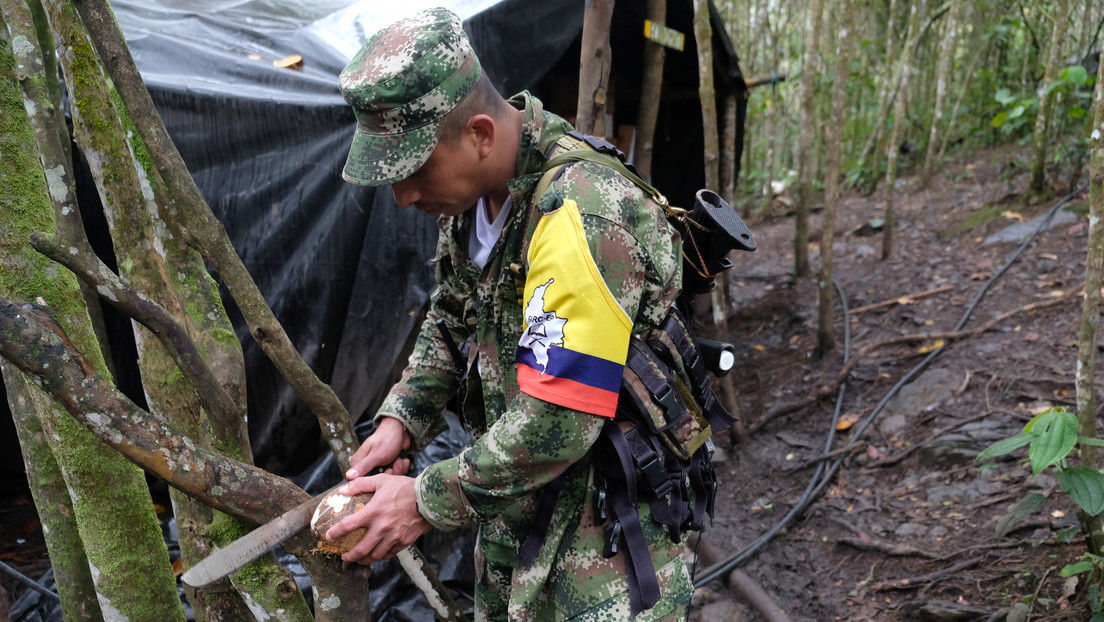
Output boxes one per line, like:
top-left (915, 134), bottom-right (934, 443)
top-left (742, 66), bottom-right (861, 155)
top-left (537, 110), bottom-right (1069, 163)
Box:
top-left (659, 310), bottom-right (738, 432)
top-left (625, 339), bottom-right (687, 431)
top-left (605, 421), bottom-right (661, 618)
top-left (519, 472), bottom-right (567, 570)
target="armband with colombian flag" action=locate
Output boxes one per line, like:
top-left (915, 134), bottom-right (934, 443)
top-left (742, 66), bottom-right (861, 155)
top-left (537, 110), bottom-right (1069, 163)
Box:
top-left (514, 199), bottom-right (632, 417)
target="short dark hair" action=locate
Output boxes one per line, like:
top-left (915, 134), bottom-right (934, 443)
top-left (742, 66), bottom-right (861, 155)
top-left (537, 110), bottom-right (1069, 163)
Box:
top-left (437, 72), bottom-right (505, 145)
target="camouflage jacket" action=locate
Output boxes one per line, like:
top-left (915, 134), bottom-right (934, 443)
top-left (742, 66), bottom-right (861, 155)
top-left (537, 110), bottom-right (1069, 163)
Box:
top-left (377, 92), bottom-right (691, 620)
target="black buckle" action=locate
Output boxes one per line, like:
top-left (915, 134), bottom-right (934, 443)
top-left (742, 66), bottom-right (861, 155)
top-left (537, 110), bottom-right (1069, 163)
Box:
top-left (595, 484), bottom-right (608, 522)
top-left (639, 457), bottom-right (672, 497)
top-left (602, 520), bottom-right (622, 558)
top-left (652, 385), bottom-right (682, 421)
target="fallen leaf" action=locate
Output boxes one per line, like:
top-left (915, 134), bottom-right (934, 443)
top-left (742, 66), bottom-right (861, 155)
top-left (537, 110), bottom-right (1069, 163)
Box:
top-left (866, 445), bottom-right (886, 460)
top-left (836, 413), bottom-right (860, 430)
top-left (754, 344), bottom-right (766, 351)
top-left (1002, 210), bottom-right (1024, 222)
top-left (916, 340), bottom-right (944, 354)
top-left (1024, 332), bottom-right (1039, 341)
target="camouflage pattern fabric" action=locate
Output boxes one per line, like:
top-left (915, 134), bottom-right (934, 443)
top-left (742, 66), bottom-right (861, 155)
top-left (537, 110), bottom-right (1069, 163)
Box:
top-left (339, 7), bottom-right (482, 187)
top-left (376, 93), bottom-right (691, 620)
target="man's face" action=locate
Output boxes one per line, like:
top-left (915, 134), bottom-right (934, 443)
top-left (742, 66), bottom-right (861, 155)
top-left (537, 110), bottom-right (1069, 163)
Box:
top-left (390, 137), bottom-right (481, 217)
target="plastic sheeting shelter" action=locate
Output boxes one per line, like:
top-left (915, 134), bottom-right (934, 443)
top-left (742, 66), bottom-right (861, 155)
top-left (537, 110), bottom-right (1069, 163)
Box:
top-left (0, 0), bottom-right (747, 479)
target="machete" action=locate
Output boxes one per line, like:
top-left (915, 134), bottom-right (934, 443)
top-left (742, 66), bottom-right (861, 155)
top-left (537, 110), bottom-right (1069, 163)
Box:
top-left (181, 483), bottom-right (470, 621)
top-left (181, 482), bottom-right (344, 588)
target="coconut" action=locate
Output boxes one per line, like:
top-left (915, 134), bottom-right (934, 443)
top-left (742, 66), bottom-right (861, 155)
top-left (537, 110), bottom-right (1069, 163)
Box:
top-left (310, 491), bottom-right (373, 556)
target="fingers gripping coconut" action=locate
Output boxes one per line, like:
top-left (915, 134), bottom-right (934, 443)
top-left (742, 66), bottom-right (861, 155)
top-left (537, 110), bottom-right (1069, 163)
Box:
top-left (314, 475), bottom-right (434, 564)
top-left (311, 491), bottom-right (373, 556)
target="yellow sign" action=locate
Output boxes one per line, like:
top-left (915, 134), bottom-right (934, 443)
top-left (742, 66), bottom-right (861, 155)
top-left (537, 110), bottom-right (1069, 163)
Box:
top-left (644, 20), bottom-right (685, 51)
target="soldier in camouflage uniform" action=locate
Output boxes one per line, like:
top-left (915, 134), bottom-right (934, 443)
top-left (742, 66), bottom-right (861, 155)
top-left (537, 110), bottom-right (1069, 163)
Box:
top-left (325, 8), bottom-right (693, 620)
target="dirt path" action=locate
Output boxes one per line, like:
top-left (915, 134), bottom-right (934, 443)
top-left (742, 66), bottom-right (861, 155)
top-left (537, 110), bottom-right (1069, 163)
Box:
top-left (691, 146), bottom-right (1093, 621)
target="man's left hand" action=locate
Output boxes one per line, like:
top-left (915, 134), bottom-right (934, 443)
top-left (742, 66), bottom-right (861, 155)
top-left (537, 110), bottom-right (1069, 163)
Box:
top-left (324, 474), bottom-right (433, 564)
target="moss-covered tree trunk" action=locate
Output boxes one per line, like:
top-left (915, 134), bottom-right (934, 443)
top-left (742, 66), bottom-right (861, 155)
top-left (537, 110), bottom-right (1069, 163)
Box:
top-left (1029, 0), bottom-right (1071, 195)
top-left (1074, 28), bottom-right (1104, 557)
top-left (2, 365), bottom-right (103, 622)
top-left (0, 7), bottom-right (184, 618)
top-left (39, 1), bottom-right (309, 618)
top-left (794, 0), bottom-right (823, 277)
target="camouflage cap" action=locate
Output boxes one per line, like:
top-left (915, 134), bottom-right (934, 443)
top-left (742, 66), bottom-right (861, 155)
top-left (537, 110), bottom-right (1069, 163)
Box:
top-left (339, 8), bottom-right (481, 186)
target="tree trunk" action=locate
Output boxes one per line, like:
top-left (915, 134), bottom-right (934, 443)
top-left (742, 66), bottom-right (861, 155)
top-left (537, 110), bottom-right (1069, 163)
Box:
top-left (634, 0), bottom-right (666, 182)
top-left (1074, 30), bottom-right (1104, 556)
top-left (721, 93), bottom-right (738, 206)
top-left (817, 0), bottom-right (855, 356)
top-left (3, 365), bottom-right (104, 622)
top-left (576, 0), bottom-right (614, 136)
top-left (921, 0), bottom-right (961, 185)
top-left (692, 0), bottom-right (719, 190)
top-left (40, 1), bottom-right (305, 617)
top-left (883, 0), bottom-right (924, 261)
top-left (794, 0), bottom-right (824, 277)
top-left (1029, 0), bottom-right (1071, 195)
top-left (0, 7), bottom-right (184, 617)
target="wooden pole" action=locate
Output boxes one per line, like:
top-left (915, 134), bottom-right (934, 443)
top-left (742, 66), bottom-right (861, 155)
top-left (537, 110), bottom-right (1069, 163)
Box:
top-left (576, 0), bottom-right (615, 136)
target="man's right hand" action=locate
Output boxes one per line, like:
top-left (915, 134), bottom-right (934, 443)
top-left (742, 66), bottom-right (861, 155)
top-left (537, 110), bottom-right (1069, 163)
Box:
top-left (346, 416), bottom-right (413, 479)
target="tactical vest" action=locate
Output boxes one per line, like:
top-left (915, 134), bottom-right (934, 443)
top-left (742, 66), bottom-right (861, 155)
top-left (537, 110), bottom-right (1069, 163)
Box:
top-left (514, 131), bottom-right (754, 617)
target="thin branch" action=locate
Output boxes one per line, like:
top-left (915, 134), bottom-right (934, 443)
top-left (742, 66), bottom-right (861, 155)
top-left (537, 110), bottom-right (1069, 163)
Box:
top-left (870, 558), bottom-right (981, 591)
top-left (30, 233), bottom-right (243, 445)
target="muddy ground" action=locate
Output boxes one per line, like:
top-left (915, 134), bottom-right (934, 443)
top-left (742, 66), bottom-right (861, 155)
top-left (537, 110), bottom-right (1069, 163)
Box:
top-left (690, 146), bottom-right (1095, 621)
top-left (0, 144), bottom-right (1098, 621)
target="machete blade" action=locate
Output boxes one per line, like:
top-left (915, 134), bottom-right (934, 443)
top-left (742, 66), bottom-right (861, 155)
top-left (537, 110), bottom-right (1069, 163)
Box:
top-left (181, 483), bottom-right (343, 588)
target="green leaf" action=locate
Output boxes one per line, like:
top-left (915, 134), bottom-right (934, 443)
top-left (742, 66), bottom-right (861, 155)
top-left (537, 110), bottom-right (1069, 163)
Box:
top-left (1024, 409), bottom-right (1058, 433)
top-left (1061, 560), bottom-right (1093, 577)
top-left (1068, 106), bottom-right (1087, 119)
top-left (1007, 104), bottom-right (1025, 120)
top-left (996, 493), bottom-right (1049, 537)
top-left (991, 111), bottom-right (1008, 128)
top-left (1060, 467), bottom-right (1104, 515)
top-left (977, 433), bottom-right (1032, 461)
top-left (995, 88), bottom-right (1016, 105)
top-left (1056, 524), bottom-right (1082, 543)
top-left (1079, 436), bottom-right (1104, 447)
top-left (1062, 65), bottom-right (1089, 86)
top-left (1028, 410), bottom-right (1078, 474)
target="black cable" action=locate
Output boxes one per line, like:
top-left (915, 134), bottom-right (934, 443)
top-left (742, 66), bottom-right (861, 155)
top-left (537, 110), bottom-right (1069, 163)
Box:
top-left (0, 559), bottom-right (60, 601)
top-left (693, 184), bottom-right (1087, 587)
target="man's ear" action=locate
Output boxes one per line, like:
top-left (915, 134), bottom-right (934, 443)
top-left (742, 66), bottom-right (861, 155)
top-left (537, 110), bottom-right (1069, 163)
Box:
top-left (468, 114), bottom-right (496, 158)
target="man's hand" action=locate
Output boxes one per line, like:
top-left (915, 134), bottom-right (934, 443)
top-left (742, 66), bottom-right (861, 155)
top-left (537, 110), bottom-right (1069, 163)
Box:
top-left (346, 416), bottom-right (412, 479)
top-left (324, 474), bottom-right (433, 564)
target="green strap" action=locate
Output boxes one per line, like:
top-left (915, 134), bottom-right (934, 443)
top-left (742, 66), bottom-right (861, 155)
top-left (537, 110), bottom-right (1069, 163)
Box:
top-left (540, 149), bottom-right (673, 210)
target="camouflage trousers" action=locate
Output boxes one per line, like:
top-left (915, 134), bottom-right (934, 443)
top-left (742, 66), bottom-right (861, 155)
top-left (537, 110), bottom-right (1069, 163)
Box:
top-left (474, 531), bottom-right (693, 621)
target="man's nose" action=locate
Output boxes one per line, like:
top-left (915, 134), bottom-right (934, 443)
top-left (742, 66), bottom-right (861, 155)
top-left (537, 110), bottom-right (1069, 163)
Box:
top-left (391, 180), bottom-right (419, 207)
